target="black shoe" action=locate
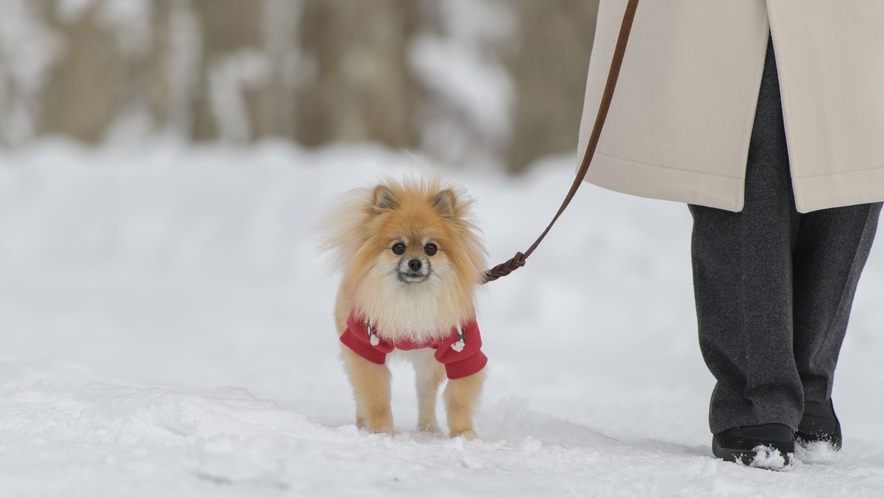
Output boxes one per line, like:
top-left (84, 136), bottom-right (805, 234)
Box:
top-left (795, 399), bottom-right (842, 450)
top-left (712, 423), bottom-right (795, 469)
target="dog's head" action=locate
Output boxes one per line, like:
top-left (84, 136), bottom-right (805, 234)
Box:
top-left (322, 176), bottom-right (486, 337)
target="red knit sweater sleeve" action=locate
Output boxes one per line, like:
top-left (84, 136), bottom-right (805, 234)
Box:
top-left (433, 320), bottom-right (487, 379)
top-left (339, 314), bottom-right (394, 365)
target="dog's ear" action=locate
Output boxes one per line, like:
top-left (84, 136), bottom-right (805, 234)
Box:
top-left (372, 185), bottom-right (398, 212)
top-left (432, 189), bottom-right (457, 217)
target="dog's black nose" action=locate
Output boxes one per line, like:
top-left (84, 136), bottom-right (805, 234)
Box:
top-left (408, 259), bottom-right (422, 272)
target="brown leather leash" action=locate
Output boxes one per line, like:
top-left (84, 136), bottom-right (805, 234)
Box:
top-left (483, 0), bottom-right (640, 284)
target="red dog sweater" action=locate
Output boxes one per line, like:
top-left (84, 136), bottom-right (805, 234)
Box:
top-left (340, 312), bottom-right (487, 380)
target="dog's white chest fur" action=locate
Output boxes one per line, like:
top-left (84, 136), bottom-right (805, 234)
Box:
top-left (354, 265), bottom-right (464, 342)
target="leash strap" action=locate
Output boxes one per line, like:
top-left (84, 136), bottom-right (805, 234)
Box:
top-left (483, 0), bottom-right (640, 284)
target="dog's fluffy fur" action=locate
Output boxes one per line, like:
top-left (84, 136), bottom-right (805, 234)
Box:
top-left (322, 176), bottom-right (487, 437)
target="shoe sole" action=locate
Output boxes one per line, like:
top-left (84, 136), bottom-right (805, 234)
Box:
top-left (795, 431), bottom-right (842, 452)
top-left (712, 439), bottom-right (794, 470)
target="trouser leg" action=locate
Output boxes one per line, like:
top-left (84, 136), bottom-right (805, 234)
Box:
top-left (792, 203), bottom-right (881, 403)
top-left (693, 199), bottom-right (881, 435)
top-left (690, 36), bottom-right (802, 433)
top-left (690, 36), bottom-right (882, 433)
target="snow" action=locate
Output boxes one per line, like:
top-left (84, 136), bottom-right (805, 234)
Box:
top-left (1, 141), bottom-right (884, 497)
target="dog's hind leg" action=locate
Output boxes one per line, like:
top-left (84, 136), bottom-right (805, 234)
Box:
top-left (444, 369), bottom-right (485, 439)
top-left (409, 350), bottom-right (445, 432)
top-left (341, 346), bottom-right (393, 434)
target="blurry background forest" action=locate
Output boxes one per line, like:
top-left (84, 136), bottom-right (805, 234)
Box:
top-left (0, 0), bottom-right (600, 172)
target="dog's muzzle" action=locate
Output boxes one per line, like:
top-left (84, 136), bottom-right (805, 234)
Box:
top-left (397, 257), bottom-right (430, 283)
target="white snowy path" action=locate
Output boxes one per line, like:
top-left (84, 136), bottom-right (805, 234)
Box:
top-left (1, 142), bottom-right (883, 497)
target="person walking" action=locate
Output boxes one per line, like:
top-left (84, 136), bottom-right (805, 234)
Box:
top-left (577, 1), bottom-right (884, 468)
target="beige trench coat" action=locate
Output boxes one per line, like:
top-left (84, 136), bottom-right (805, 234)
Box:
top-left (578, 0), bottom-right (884, 213)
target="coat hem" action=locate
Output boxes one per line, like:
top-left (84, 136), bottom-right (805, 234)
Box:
top-left (794, 169), bottom-right (884, 213)
top-left (584, 152), bottom-right (745, 212)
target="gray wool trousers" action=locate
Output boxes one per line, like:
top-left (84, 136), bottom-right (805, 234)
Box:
top-left (689, 37), bottom-right (883, 434)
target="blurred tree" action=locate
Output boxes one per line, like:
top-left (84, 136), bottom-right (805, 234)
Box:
top-left (297, 0), bottom-right (418, 148)
top-left (192, 0), bottom-right (272, 141)
top-left (505, 0), bottom-right (598, 173)
top-left (42, 4), bottom-right (116, 142)
top-left (0, 0), bottom-right (599, 173)
top-left (410, 0), bottom-right (516, 171)
top-left (0, 0), bottom-right (62, 145)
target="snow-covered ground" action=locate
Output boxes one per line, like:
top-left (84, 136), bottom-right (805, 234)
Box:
top-left (1, 141), bottom-right (883, 497)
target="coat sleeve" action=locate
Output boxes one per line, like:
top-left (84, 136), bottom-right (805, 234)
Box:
top-left (434, 321), bottom-right (487, 379)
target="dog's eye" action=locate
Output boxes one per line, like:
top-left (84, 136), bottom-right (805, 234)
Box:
top-left (392, 242), bottom-right (406, 255)
top-left (424, 243), bottom-right (438, 256)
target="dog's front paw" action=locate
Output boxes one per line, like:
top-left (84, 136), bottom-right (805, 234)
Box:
top-left (418, 422), bottom-right (441, 433)
top-left (368, 425), bottom-right (394, 435)
top-left (450, 429), bottom-right (477, 440)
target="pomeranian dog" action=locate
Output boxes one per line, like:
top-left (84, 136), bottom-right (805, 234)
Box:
top-left (322, 176), bottom-right (488, 438)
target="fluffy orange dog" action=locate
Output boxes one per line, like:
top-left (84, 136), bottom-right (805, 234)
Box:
top-left (322, 176), bottom-right (488, 438)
